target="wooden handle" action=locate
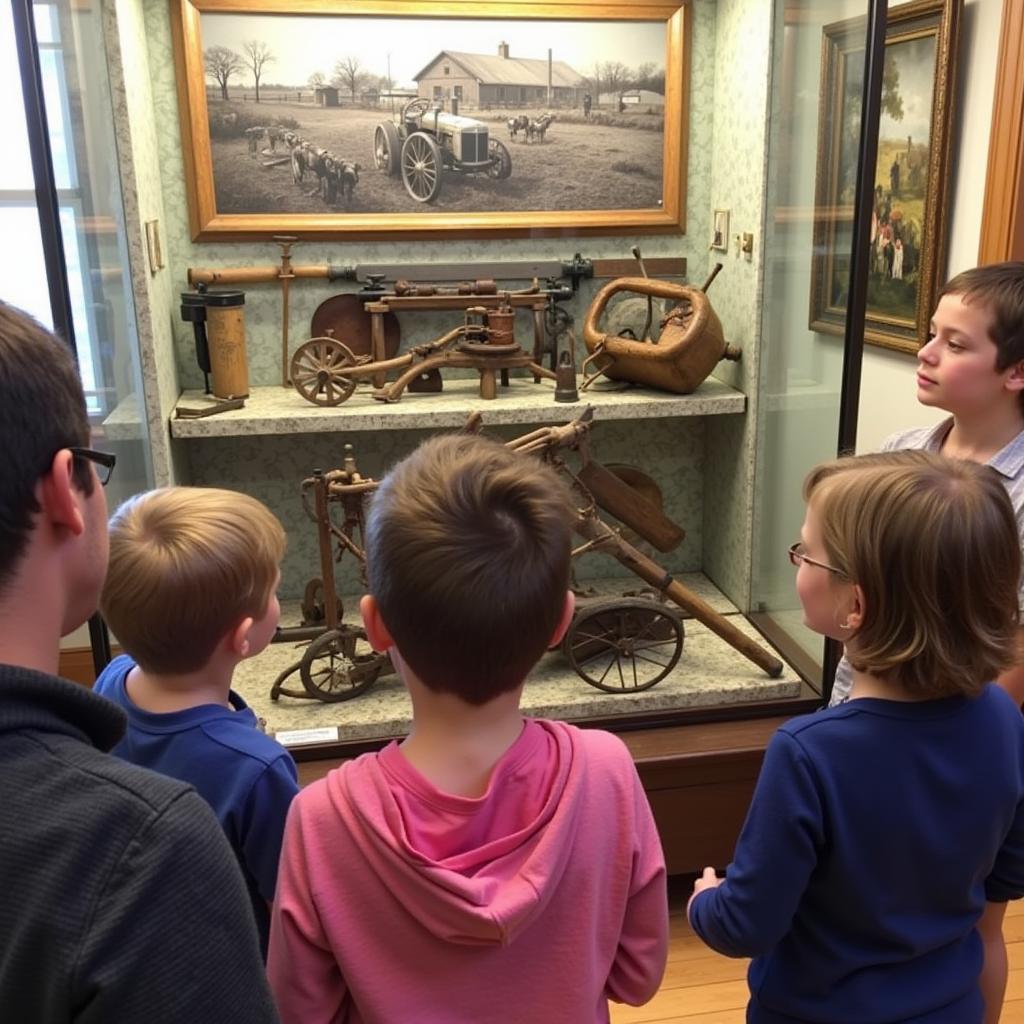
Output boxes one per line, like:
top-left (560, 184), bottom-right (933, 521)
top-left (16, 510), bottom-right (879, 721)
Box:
top-left (576, 460), bottom-right (684, 553)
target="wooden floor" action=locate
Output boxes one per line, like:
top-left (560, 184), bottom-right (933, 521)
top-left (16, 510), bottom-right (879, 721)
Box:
top-left (611, 882), bottom-right (1024, 1023)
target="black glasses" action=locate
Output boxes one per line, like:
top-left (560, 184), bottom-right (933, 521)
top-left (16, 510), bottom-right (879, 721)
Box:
top-left (69, 447), bottom-right (117, 487)
top-left (787, 542), bottom-right (846, 577)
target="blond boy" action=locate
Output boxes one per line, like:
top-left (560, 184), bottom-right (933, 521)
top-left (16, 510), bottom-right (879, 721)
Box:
top-left (95, 486), bottom-right (298, 956)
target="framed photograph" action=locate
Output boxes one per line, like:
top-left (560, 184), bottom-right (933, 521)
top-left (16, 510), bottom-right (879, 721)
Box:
top-left (170, 0), bottom-right (691, 241)
top-left (711, 208), bottom-right (729, 251)
top-left (808, 0), bottom-right (961, 355)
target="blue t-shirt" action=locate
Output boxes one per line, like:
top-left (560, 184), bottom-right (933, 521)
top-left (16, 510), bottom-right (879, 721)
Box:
top-left (93, 655), bottom-right (299, 954)
top-left (690, 685), bottom-right (1024, 1022)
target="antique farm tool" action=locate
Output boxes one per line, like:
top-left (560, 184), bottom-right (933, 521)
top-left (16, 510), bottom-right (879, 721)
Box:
top-left (289, 299), bottom-right (558, 407)
top-left (271, 408), bottom-right (783, 705)
top-left (581, 262), bottom-right (742, 394)
top-left (270, 446), bottom-right (392, 703)
top-left (180, 287), bottom-right (249, 398)
top-left (502, 409), bottom-right (785, 682)
top-left (310, 293), bottom-right (401, 361)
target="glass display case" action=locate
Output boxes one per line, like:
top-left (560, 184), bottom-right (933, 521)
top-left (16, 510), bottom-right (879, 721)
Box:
top-left (14, 0), bottom-right (891, 763)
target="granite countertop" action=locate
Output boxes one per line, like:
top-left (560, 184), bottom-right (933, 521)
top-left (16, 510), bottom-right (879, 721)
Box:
top-left (165, 376), bottom-right (746, 439)
top-left (233, 574), bottom-right (803, 749)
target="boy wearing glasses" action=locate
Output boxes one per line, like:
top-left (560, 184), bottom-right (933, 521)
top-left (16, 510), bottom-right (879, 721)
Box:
top-left (94, 486), bottom-right (299, 957)
top-left (0, 302), bottom-right (278, 1022)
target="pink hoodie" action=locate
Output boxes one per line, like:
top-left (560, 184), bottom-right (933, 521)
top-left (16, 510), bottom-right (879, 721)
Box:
top-left (267, 718), bottom-right (667, 1023)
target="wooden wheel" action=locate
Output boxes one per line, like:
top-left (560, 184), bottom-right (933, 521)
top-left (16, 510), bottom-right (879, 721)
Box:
top-left (299, 628), bottom-right (382, 702)
top-left (291, 337), bottom-right (357, 406)
top-left (562, 597), bottom-right (683, 693)
top-left (300, 577), bottom-right (344, 626)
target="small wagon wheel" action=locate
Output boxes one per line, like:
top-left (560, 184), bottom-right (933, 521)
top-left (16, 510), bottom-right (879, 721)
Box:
top-left (299, 627), bottom-right (382, 702)
top-left (401, 132), bottom-right (443, 203)
top-left (291, 337), bottom-right (358, 407)
top-left (300, 577), bottom-right (344, 626)
top-left (562, 597), bottom-right (683, 693)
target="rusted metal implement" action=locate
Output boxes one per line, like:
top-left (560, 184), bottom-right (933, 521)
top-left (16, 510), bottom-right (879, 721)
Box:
top-left (289, 299), bottom-right (558, 407)
top-left (270, 408), bottom-right (783, 704)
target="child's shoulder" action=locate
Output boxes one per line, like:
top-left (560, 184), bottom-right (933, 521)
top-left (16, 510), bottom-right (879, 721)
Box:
top-left (881, 418), bottom-right (952, 454)
top-left (199, 694), bottom-right (294, 768)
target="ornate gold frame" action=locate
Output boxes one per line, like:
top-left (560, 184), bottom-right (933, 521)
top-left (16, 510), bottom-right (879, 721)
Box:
top-left (808, 0), bottom-right (960, 355)
top-left (170, 0), bottom-right (691, 242)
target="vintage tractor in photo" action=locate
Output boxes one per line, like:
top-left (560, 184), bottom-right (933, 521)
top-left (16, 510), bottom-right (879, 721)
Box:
top-left (373, 98), bottom-right (512, 204)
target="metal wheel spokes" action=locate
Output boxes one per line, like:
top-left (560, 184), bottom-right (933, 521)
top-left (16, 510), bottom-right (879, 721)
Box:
top-left (291, 337), bottom-right (357, 406)
top-left (299, 628), bottom-right (382, 702)
top-left (401, 133), bottom-right (442, 203)
top-left (564, 598), bottom-right (683, 693)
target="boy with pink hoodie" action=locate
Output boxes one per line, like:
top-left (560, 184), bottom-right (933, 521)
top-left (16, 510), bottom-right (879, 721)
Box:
top-left (267, 432), bottom-right (668, 1023)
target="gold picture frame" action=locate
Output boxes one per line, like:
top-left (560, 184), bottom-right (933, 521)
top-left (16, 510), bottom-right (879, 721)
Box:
top-left (170, 0), bottom-right (691, 242)
top-left (808, 0), bottom-right (961, 355)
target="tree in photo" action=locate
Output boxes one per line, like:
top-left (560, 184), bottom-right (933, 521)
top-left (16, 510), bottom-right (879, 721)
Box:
top-left (242, 40), bottom-right (275, 103)
top-left (333, 56), bottom-right (366, 104)
top-left (205, 45), bottom-right (243, 101)
top-left (308, 71), bottom-right (326, 90)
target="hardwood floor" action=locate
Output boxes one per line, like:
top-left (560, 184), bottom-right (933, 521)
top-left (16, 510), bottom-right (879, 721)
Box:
top-left (611, 883), bottom-right (1024, 1023)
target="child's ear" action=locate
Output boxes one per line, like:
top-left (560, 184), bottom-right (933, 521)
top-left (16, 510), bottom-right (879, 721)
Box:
top-left (1004, 360), bottom-right (1024, 393)
top-left (547, 590), bottom-right (576, 648)
top-left (844, 583), bottom-right (866, 632)
top-left (360, 594), bottom-right (393, 652)
top-left (229, 616), bottom-right (255, 658)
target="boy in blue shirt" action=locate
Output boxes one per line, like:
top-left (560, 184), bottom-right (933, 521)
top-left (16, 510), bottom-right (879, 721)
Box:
top-left (94, 486), bottom-right (299, 955)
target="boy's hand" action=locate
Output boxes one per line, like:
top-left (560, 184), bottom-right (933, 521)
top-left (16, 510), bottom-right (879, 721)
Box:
top-left (687, 866), bottom-right (723, 919)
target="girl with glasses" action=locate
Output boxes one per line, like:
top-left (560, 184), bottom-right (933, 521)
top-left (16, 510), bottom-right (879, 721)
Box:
top-left (688, 450), bottom-right (1024, 1024)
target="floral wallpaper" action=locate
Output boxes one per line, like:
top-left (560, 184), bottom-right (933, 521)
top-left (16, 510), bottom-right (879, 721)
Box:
top-left (107, 0), bottom-right (775, 612)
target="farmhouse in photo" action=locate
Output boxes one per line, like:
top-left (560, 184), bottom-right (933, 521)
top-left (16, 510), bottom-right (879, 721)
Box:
top-left (413, 42), bottom-right (586, 108)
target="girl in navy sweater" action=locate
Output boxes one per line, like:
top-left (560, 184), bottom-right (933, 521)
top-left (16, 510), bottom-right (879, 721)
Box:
top-left (689, 450), bottom-right (1024, 1023)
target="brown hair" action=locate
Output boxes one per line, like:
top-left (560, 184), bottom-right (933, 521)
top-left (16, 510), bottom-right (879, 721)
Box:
top-left (804, 450), bottom-right (1019, 698)
top-left (101, 487), bottom-right (286, 674)
top-left (0, 302), bottom-right (92, 591)
top-left (365, 433), bottom-right (574, 705)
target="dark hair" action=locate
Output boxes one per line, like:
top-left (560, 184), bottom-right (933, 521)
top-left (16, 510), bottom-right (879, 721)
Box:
top-left (939, 261), bottom-right (1024, 371)
top-left (365, 433), bottom-right (574, 705)
top-left (0, 302), bottom-right (91, 590)
top-left (805, 450), bottom-right (1020, 698)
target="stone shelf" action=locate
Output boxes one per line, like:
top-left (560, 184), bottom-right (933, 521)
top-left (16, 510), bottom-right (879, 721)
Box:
top-left (232, 574), bottom-right (801, 749)
top-left (167, 376), bottom-right (746, 439)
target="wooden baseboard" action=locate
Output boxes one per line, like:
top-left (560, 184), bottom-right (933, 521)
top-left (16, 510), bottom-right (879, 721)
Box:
top-left (59, 646), bottom-right (123, 686)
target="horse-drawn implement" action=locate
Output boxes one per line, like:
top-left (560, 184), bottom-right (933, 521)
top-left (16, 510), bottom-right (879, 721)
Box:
top-left (269, 407), bottom-right (783, 704)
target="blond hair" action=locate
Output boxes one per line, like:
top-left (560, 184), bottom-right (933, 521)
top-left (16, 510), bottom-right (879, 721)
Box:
top-left (101, 487), bottom-right (286, 674)
top-left (804, 451), bottom-right (1019, 698)
top-left (365, 432), bottom-right (573, 705)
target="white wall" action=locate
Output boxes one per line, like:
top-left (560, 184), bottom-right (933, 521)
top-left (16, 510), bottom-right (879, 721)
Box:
top-left (856, 0), bottom-right (1003, 451)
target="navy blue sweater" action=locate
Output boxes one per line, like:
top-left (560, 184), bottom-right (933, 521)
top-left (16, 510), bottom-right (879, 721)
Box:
top-left (690, 686), bottom-right (1024, 1023)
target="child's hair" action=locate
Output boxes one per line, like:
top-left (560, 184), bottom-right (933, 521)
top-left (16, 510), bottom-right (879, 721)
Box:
top-left (0, 302), bottom-right (92, 591)
top-left (939, 261), bottom-right (1024, 373)
top-left (101, 487), bottom-right (286, 674)
top-left (365, 432), bottom-right (574, 705)
top-left (804, 450), bottom-right (1019, 698)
